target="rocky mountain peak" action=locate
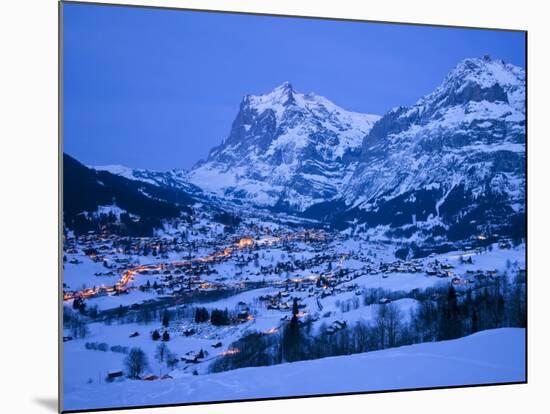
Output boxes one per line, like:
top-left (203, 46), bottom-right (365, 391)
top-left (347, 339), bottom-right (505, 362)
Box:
top-left (418, 57), bottom-right (525, 111)
top-left (344, 56), bottom-right (525, 240)
top-left (187, 83), bottom-right (380, 211)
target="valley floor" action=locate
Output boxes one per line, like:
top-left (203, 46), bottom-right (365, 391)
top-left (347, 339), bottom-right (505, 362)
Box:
top-left (63, 328), bottom-right (526, 411)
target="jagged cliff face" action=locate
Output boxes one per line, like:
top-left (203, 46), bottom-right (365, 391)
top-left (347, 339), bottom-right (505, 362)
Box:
top-left (340, 57), bottom-right (525, 239)
top-left (186, 82), bottom-right (380, 211)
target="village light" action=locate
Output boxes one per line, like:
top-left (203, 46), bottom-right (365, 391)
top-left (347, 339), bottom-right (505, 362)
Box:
top-left (236, 237), bottom-right (254, 249)
top-left (221, 348), bottom-right (240, 356)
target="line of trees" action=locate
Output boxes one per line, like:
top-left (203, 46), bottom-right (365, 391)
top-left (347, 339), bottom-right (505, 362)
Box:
top-left (194, 307), bottom-right (231, 326)
top-left (63, 306), bottom-right (89, 339)
top-left (103, 304), bottom-right (190, 326)
top-left (210, 272), bottom-right (526, 373)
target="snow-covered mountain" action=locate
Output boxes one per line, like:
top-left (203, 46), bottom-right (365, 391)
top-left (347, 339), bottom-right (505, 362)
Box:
top-left (95, 56), bottom-right (525, 241)
top-left (187, 82), bottom-right (380, 211)
top-left (64, 154), bottom-right (195, 237)
top-left (336, 56), bottom-right (525, 239)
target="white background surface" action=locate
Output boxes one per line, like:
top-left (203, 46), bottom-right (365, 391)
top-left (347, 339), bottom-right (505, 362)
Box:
top-left (0, 0), bottom-right (548, 413)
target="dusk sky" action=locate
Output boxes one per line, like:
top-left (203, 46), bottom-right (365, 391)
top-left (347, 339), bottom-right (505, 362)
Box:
top-left (63, 3), bottom-right (526, 170)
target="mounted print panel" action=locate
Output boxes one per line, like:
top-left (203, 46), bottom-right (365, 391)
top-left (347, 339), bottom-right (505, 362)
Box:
top-left (60, 1), bottom-right (526, 412)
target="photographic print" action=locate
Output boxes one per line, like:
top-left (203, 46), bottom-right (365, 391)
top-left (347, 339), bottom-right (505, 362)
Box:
top-left (61, 2), bottom-right (526, 412)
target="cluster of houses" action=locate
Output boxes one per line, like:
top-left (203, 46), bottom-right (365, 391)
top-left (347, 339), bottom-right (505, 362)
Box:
top-left (379, 260), bottom-right (424, 274)
top-left (425, 259), bottom-right (455, 278)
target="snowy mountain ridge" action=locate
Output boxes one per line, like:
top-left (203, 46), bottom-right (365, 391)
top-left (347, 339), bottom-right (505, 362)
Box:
top-left (338, 56), bottom-right (525, 240)
top-left (96, 56), bottom-right (525, 241)
top-left (93, 164), bottom-right (204, 197)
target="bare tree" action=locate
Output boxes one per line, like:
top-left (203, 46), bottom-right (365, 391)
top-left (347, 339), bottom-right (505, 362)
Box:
top-left (375, 304), bottom-right (388, 349)
top-left (155, 342), bottom-right (169, 363)
top-left (385, 303), bottom-right (403, 348)
top-left (166, 351), bottom-right (179, 369)
top-left (124, 347), bottom-right (149, 379)
top-left (375, 302), bottom-right (403, 349)
top-left (64, 307), bottom-right (89, 339)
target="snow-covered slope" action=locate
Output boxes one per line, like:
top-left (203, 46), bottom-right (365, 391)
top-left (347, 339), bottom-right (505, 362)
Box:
top-left (63, 328), bottom-right (525, 411)
top-left (339, 56), bottom-right (525, 237)
top-left (94, 164), bottom-right (204, 197)
top-left (187, 82), bottom-right (380, 211)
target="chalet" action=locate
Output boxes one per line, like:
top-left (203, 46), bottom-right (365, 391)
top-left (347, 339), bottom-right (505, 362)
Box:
top-left (379, 297), bottom-right (391, 304)
top-left (326, 320), bottom-right (347, 334)
top-left (182, 350), bottom-right (204, 364)
top-left (333, 320), bottom-right (346, 329)
top-left (181, 356), bottom-right (198, 364)
top-left (211, 342), bottom-right (223, 348)
top-left (183, 328), bottom-right (196, 337)
top-left (236, 301), bottom-right (249, 312)
top-left (237, 310), bottom-right (250, 321)
top-left (107, 371), bottom-right (123, 380)
top-left (142, 375), bottom-right (158, 381)
top-left (129, 331), bottom-right (140, 338)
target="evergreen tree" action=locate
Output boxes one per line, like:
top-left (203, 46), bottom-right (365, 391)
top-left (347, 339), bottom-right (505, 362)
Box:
top-left (211, 308), bottom-right (230, 326)
top-left (292, 298), bottom-right (299, 317)
top-left (439, 286), bottom-right (461, 340)
top-left (194, 307), bottom-right (209, 323)
top-left (162, 310), bottom-right (170, 328)
top-left (471, 308), bottom-right (479, 333)
top-left (282, 314), bottom-right (301, 362)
